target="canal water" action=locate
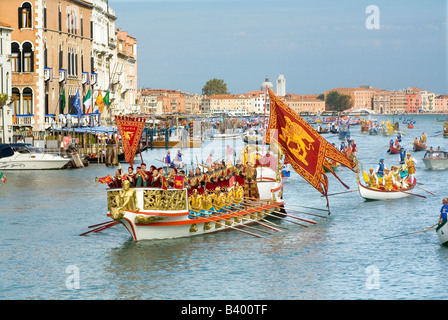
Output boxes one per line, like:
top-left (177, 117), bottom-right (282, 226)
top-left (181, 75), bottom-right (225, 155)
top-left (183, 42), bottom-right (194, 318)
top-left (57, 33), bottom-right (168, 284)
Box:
top-left (1, 114), bottom-right (448, 300)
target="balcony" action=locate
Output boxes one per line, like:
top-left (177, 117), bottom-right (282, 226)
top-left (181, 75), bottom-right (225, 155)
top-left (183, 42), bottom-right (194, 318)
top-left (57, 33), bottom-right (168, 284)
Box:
top-left (13, 114), bottom-right (35, 126)
top-left (44, 67), bottom-right (52, 82)
top-left (82, 72), bottom-right (90, 85)
top-left (59, 69), bottom-right (67, 83)
top-left (90, 73), bottom-right (98, 85)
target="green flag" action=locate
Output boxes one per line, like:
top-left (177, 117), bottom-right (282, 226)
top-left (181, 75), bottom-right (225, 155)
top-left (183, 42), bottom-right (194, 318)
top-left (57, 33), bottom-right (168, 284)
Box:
top-left (61, 88), bottom-right (66, 113)
top-left (103, 90), bottom-right (110, 106)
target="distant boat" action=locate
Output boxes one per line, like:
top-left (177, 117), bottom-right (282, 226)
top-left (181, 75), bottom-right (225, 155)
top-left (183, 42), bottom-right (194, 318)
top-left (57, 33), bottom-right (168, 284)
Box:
top-left (0, 143), bottom-right (70, 170)
top-left (413, 141), bottom-right (427, 152)
top-left (422, 150), bottom-right (448, 170)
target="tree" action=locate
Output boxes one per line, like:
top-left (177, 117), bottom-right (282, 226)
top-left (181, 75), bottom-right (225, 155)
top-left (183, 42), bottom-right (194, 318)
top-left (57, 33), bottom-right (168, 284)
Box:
top-left (325, 91), bottom-right (353, 113)
top-left (202, 78), bottom-right (229, 96)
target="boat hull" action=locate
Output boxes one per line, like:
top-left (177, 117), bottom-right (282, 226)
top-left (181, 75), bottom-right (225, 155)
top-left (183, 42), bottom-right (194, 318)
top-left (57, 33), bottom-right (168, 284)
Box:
top-left (422, 158), bottom-right (448, 170)
top-left (436, 220), bottom-right (448, 245)
top-left (0, 155), bottom-right (70, 170)
top-left (358, 182), bottom-right (416, 200)
top-left (114, 202), bottom-right (284, 241)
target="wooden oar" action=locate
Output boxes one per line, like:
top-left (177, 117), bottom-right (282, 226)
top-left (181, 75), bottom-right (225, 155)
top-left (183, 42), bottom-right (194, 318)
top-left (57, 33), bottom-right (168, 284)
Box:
top-left (88, 221), bottom-right (115, 228)
top-left (199, 212), bottom-right (263, 238)
top-left (80, 221), bottom-right (118, 236)
top-left (322, 190), bottom-right (358, 197)
top-left (225, 204), bottom-right (286, 231)
top-left (245, 196), bottom-right (329, 214)
top-left (245, 199), bottom-right (317, 225)
top-left (415, 185), bottom-right (436, 196)
top-left (214, 208), bottom-right (275, 235)
top-left (384, 223), bottom-right (438, 240)
top-left (399, 190), bottom-right (426, 199)
top-left (227, 203), bottom-right (289, 230)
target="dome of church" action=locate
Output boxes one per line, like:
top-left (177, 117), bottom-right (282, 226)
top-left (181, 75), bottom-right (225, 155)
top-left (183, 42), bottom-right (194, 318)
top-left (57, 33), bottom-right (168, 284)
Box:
top-left (260, 76), bottom-right (274, 91)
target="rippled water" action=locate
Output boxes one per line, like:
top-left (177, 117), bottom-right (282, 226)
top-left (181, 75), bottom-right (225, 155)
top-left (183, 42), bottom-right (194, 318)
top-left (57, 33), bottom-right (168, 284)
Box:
top-left (1, 114), bottom-right (448, 300)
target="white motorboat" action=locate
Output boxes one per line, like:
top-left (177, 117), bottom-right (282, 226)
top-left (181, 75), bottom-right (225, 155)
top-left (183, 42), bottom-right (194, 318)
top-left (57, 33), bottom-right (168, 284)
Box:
top-left (0, 143), bottom-right (70, 170)
top-left (422, 150), bottom-right (448, 170)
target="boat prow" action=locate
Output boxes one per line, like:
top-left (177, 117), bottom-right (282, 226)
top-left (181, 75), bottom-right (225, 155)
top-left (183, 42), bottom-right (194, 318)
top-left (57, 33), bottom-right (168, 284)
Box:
top-left (436, 220), bottom-right (448, 246)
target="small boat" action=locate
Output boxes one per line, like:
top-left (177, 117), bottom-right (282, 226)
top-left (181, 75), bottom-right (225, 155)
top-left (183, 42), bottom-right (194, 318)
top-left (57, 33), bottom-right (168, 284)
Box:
top-left (408, 124), bottom-right (414, 129)
top-left (436, 220), bottom-right (448, 245)
top-left (388, 145), bottom-right (400, 154)
top-left (358, 178), bottom-right (418, 201)
top-left (0, 143), bottom-right (70, 170)
top-left (422, 150), bottom-right (448, 170)
top-left (413, 141), bottom-right (427, 152)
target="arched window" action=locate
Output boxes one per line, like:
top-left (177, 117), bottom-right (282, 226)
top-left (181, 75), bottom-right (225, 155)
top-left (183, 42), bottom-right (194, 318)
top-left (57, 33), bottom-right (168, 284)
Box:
top-left (11, 42), bottom-right (21, 72)
top-left (19, 2), bottom-right (32, 29)
top-left (12, 88), bottom-right (20, 115)
top-left (22, 42), bottom-right (34, 72)
top-left (23, 88), bottom-right (33, 115)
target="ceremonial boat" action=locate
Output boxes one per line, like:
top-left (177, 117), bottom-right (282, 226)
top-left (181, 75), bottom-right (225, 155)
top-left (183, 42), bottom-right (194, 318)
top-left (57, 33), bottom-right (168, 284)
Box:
top-left (358, 177), bottom-right (417, 201)
top-left (0, 143), bottom-right (70, 170)
top-left (436, 220), bottom-right (448, 246)
top-left (422, 150), bottom-right (448, 170)
top-left (105, 167), bottom-right (283, 241)
top-left (413, 141), bottom-right (426, 152)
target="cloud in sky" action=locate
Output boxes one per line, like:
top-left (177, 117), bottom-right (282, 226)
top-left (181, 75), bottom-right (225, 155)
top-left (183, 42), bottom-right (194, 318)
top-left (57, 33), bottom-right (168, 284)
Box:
top-left (109, 0), bottom-right (447, 95)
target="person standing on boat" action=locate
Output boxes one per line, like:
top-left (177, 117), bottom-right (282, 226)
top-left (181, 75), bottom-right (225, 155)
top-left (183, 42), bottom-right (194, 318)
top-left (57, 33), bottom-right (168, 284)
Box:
top-left (165, 151), bottom-right (174, 168)
top-left (123, 166), bottom-right (136, 187)
top-left (405, 153), bottom-right (417, 184)
top-left (438, 197), bottom-right (448, 224)
top-left (399, 147), bottom-right (407, 165)
top-left (175, 150), bottom-right (184, 168)
top-left (421, 132), bottom-right (427, 144)
top-left (376, 159), bottom-right (385, 178)
top-left (367, 168), bottom-right (379, 189)
top-left (382, 168), bottom-right (395, 191)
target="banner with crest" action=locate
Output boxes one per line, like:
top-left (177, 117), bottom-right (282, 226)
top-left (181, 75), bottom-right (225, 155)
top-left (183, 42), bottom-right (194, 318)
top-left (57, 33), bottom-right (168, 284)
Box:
top-left (115, 116), bottom-right (146, 167)
top-left (265, 89), bottom-right (356, 207)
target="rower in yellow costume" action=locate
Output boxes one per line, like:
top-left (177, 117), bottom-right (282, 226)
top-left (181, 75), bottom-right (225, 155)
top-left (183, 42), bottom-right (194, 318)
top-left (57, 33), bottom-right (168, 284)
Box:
top-left (188, 189), bottom-right (203, 218)
top-left (213, 187), bottom-right (226, 213)
top-left (382, 168), bottom-right (395, 191)
top-left (366, 168), bottom-right (379, 189)
top-left (201, 189), bottom-right (214, 216)
top-left (224, 188), bottom-right (234, 210)
top-left (405, 153), bottom-right (417, 184)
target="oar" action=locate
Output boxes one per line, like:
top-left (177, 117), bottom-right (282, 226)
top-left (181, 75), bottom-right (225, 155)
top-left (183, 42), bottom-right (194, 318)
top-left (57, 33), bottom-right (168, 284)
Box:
top-left (246, 196), bottom-right (329, 214)
top-left (415, 185), bottom-right (436, 196)
top-left (215, 207), bottom-right (276, 234)
top-left (80, 221), bottom-right (118, 236)
top-left (384, 223), bottom-right (438, 240)
top-left (399, 190), bottom-right (426, 199)
top-left (88, 221), bottom-right (115, 228)
top-left (322, 190), bottom-right (358, 197)
top-left (225, 204), bottom-right (285, 231)
top-left (199, 212), bottom-right (263, 238)
top-left (245, 199), bottom-right (317, 225)
top-left (228, 203), bottom-right (292, 229)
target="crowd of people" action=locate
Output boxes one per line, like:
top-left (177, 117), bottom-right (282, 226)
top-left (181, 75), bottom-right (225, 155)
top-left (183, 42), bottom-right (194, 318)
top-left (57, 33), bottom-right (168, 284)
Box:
top-left (104, 157), bottom-right (262, 217)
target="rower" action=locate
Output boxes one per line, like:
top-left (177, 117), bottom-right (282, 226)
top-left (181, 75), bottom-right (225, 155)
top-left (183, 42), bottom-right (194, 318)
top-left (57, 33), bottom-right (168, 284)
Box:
top-left (405, 153), bottom-right (417, 185)
top-left (376, 159), bottom-right (385, 178)
top-left (382, 168), bottom-right (395, 191)
top-left (391, 166), bottom-right (404, 189)
top-left (212, 187), bottom-right (226, 213)
top-left (188, 189), bottom-right (203, 218)
top-left (438, 197), bottom-right (448, 224)
top-left (367, 168), bottom-right (379, 189)
top-left (201, 189), bottom-right (215, 216)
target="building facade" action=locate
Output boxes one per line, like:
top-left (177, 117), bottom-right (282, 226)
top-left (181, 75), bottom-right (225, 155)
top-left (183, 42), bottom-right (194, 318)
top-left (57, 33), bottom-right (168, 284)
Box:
top-left (0, 22), bottom-right (13, 143)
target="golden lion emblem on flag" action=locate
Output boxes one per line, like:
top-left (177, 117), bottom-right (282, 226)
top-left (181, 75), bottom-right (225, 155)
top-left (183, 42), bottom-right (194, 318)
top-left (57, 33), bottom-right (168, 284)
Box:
top-left (279, 116), bottom-right (315, 166)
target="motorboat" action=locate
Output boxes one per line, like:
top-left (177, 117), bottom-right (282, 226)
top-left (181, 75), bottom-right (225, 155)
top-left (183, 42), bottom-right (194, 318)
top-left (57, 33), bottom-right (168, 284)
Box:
top-left (0, 143), bottom-right (70, 170)
top-left (422, 150), bottom-right (448, 170)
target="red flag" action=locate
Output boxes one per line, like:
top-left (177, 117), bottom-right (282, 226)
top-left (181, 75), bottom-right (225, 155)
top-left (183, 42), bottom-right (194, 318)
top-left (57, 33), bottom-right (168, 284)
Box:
top-left (115, 116), bottom-right (146, 167)
top-left (96, 175), bottom-right (113, 184)
top-left (265, 89), bottom-right (356, 207)
top-left (174, 175), bottom-right (184, 189)
top-left (161, 176), bottom-right (168, 190)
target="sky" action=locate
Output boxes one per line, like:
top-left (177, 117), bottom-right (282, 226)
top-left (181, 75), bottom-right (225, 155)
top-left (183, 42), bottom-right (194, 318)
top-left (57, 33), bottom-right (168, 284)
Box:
top-left (109, 0), bottom-right (447, 95)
